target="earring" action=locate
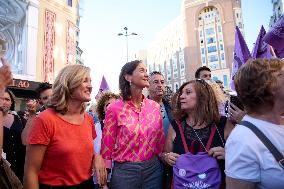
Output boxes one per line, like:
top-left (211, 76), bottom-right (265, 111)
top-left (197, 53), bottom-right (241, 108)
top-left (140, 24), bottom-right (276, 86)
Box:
top-left (129, 81), bottom-right (132, 86)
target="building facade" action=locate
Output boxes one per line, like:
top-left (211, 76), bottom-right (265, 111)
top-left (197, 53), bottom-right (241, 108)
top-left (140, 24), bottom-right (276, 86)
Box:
top-left (269, 0), bottom-right (283, 27)
top-left (1, 0), bottom-right (81, 110)
top-left (0, 0), bottom-right (39, 81)
top-left (36, 0), bottom-right (81, 83)
top-left (147, 17), bottom-right (187, 92)
top-left (146, 0), bottom-right (244, 91)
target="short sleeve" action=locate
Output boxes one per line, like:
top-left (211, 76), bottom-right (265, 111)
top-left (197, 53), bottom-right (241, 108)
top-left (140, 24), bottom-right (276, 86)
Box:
top-left (225, 127), bottom-right (261, 182)
top-left (28, 116), bottom-right (52, 145)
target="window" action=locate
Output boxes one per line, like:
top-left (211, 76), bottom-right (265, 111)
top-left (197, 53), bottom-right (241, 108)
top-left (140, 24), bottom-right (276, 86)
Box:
top-left (67, 0), bottom-right (72, 7)
top-left (223, 75), bottom-right (228, 87)
top-left (208, 46), bottom-right (217, 53)
top-left (175, 83), bottom-right (179, 92)
top-left (220, 44), bottom-right (224, 51)
top-left (180, 70), bottom-right (185, 77)
top-left (207, 37), bottom-right (216, 44)
top-left (205, 28), bottom-right (214, 36)
top-left (200, 31), bottom-right (203, 37)
top-left (201, 48), bottom-right (205, 54)
top-left (218, 26), bottom-right (222, 33)
top-left (209, 55), bottom-right (218, 62)
top-left (174, 73), bottom-right (178, 79)
top-left (202, 57), bottom-right (206, 64)
top-left (221, 53), bottom-right (225, 60)
top-left (213, 76), bottom-right (218, 81)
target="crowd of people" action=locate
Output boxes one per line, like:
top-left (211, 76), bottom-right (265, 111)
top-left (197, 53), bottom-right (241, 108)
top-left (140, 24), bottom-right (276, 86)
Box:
top-left (0, 57), bottom-right (283, 189)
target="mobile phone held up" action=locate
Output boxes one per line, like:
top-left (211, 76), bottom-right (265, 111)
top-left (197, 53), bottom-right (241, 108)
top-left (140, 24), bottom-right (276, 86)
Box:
top-left (230, 95), bottom-right (244, 111)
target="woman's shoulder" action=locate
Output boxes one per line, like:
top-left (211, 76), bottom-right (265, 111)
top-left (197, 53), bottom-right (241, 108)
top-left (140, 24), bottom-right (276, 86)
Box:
top-left (170, 119), bottom-right (182, 132)
top-left (145, 98), bottom-right (160, 109)
top-left (35, 108), bottom-right (58, 123)
top-left (109, 99), bottom-right (123, 109)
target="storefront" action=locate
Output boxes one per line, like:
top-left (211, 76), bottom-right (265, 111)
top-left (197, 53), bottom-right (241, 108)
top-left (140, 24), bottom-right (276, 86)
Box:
top-left (7, 79), bottom-right (40, 111)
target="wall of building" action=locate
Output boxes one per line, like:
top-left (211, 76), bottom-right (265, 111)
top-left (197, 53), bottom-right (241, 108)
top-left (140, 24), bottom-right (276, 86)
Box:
top-left (146, 0), bottom-right (243, 90)
top-left (183, 0), bottom-right (242, 88)
top-left (146, 17), bottom-right (187, 91)
top-left (36, 0), bottom-right (80, 83)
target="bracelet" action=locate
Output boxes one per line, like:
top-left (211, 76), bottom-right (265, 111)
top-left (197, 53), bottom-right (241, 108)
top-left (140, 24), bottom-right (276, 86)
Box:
top-left (162, 152), bottom-right (170, 161)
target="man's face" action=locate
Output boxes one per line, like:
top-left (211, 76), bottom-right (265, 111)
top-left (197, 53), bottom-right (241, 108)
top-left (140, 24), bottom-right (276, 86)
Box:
top-left (148, 74), bottom-right (165, 100)
top-left (199, 70), bottom-right (211, 80)
top-left (39, 88), bottom-right (52, 107)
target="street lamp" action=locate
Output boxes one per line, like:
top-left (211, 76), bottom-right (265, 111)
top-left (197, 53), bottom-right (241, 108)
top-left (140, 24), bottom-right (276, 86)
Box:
top-left (118, 27), bottom-right (138, 62)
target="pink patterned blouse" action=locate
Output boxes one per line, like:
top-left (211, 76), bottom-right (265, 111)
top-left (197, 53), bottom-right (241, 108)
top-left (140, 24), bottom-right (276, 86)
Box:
top-left (101, 97), bottom-right (164, 162)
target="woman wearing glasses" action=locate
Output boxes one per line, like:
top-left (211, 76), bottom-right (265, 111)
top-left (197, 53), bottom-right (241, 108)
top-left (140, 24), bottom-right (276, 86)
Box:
top-left (162, 79), bottom-right (230, 188)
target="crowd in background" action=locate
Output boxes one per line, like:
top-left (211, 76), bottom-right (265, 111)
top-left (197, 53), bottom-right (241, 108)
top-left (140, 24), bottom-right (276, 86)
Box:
top-left (0, 57), bottom-right (283, 189)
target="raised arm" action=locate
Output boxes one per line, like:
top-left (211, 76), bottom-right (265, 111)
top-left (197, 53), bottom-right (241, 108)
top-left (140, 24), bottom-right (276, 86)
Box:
top-left (0, 59), bottom-right (13, 153)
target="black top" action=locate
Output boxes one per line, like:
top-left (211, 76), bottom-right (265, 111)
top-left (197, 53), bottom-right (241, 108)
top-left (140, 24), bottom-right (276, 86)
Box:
top-left (172, 116), bottom-right (226, 155)
top-left (172, 116), bottom-right (227, 184)
top-left (3, 114), bottom-right (26, 181)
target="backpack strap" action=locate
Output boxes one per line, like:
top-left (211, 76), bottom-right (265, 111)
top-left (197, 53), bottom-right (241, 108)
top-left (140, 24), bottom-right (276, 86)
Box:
top-left (240, 121), bottom-right (284, 169)
top-left (176, 121), bottom-right (189, 153)
top-left (177, 121), bottom-right (217, 153)
top-left (206, 126), bottom-right (216, 151)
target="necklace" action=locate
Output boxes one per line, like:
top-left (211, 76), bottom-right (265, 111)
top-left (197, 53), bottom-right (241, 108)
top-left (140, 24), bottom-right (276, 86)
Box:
top-left (190, 124), bottom-right (225, 152)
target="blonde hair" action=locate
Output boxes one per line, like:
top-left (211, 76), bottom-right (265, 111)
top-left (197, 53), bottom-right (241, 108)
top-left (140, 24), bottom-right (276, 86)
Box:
top-left (206, 80), bottom-right (228, 105)
top-left (50, 64), bottom-right (90, 114)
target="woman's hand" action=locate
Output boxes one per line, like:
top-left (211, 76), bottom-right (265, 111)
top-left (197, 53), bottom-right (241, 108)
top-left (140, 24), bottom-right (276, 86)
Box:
top-left (229, 103), bottom-right (245, 124)
top-left (0, 59), bottom-right (12, 90)
top-left (93, 154), bottom-right (107, 186)
top-left (208, 146), bottom-right (225, 160)
top-left (26, 100), bottom-right (39, 116)
top-left (163, 152), bottom-right (180, 166)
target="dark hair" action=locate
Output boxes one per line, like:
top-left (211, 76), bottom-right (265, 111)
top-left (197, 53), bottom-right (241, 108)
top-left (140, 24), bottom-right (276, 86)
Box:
top-left (195, 66), bottom-right (211, 78)
top-left (119, 60), bottom-right (142, 101)
top-left (235, 58), bottom-right (284, 114)
top-left (5, 89), bottom-right (15, 111)
top-left (36, 82), bottom-right (52, 98)
top-left (149, 71), bottom-right (163, 77)
top-left (172, 79), bottom-right (219, 126)
top-left (96, 92), bottom-right (120, 121)
top-left (215, 80), bottom-right (223, 84)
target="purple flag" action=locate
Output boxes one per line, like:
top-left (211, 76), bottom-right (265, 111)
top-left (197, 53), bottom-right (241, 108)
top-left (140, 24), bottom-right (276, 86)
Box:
top-left (230, 26), bottom-right (251, 90)
top-left (251, 25), bottom-right (273, 59)
top-left (95, 76), bottom-right (110, 100)
top-left (264, 14), bottom-right (284, 58)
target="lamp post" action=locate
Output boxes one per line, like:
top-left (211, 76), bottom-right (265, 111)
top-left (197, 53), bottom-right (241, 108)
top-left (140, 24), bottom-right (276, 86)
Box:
top-left (118, 27), bottom-right (137, 62)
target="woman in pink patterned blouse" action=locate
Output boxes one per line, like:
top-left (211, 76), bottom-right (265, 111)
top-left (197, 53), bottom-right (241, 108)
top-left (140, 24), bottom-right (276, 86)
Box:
top-left (101, 60), bottom-right (165, 189)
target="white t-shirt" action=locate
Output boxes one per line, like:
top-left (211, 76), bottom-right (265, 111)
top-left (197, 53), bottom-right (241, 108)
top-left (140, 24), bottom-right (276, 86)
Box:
top-left (93, 122), bottom-right (102, 154)
top-left (225, 115), bottom-right (284, 189)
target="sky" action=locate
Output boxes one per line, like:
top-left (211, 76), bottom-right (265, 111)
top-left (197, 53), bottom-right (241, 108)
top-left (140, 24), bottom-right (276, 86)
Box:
top-left (79, 0), bottom-right (273, 98)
